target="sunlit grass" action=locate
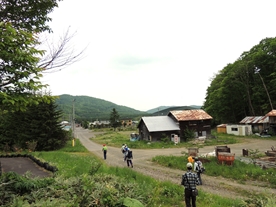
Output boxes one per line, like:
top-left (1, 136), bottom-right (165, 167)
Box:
top-left (29, 140), bottom-right (245, 207)
top-left (90, 129), bottom-right (241, 149)
top-left (152, 155), bottom-right (276, 188)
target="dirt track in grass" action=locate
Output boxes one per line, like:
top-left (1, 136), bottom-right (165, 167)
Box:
top-left (76, 127), bottom-right (276, 200)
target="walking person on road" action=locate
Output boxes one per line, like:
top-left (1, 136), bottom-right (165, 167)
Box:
top-left (194, 157), bottom-right (203, 185)
top-left (181, 162), bottom-right (199, 207)
top-left (102, 144), bottom-right (107, 160)
top-left (121, 144), bottom-right (127, 161)
top-left (125, 148), bottom-right (133, 168)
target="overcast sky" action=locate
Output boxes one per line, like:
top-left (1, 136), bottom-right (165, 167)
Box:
top-left (41, 0), bottom-right (276, 111)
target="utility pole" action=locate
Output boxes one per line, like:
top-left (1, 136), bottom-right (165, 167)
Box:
top-left (72, 99), bottom-right (75, 139)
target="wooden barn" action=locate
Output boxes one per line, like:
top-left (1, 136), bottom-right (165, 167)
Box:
top-left (266, 109), bottom-right (276, 134)
top-left (137, 116), bottom-right (180, 141)
top-left (168, 109), bottom-right (213, 139)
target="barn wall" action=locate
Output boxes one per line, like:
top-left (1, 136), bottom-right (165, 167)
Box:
top-left (179, 119), bottom-right (212, 138)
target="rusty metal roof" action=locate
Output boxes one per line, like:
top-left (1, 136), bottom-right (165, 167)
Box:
top-left (239, 116), bottom-right (268, 124)
top-left (169, 109), bottom-right (213, 121)
top-left (266, 109), bottom-right (276, 117)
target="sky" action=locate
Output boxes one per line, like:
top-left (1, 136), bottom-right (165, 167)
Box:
top-left (41, 0), bottom-right (276, 111)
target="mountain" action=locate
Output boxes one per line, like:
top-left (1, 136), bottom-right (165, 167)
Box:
top-left (54, 94), bottom-right (149, 122)
top-left (147, 105), bottom-right (202, 115)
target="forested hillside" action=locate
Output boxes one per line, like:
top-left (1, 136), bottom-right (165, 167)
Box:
top-left (54, 94), bottom-right (149, 122)
top-left (204, 37), bottom-right (276, 125)
top-left (146, 105), bottom-right (201, 114)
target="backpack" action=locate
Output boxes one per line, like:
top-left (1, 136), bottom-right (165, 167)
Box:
top-left (196, 161), bottom-right (205, 173)
top-left (196, 161), bottom-right (202, 171)
top-left (126, 150), bottom-right (132, 159)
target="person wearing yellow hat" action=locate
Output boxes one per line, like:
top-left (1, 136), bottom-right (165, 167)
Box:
top-left (181, 162), bottom-right (199, 207)
top-left (188, 155), bottom-right (194, 163)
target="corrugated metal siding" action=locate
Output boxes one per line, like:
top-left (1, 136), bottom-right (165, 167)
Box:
top-left (239, 116), bottom-right (268, 124)
top-left (169, 109), bottom-right (213, 121)
top-left (141, 116), bottom-right (179, 132)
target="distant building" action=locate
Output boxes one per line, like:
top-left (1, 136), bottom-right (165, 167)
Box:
top-left (137, 109), bottom-right (213, 142)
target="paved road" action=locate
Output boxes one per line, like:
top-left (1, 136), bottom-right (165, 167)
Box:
top-left (0, 157), bottom-right (52, 178)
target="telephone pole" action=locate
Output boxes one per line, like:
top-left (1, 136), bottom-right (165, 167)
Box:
top-left (72, 99), bottom-right (75, 138)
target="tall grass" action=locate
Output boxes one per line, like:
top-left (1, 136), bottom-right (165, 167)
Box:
top-left (15, 139), bottom-right (244, 207)
top-left (29, 140), bottom-right (248, 207)
top-left (152, 155), bottom-right (276, 187)
top-left (3, 136), bottom-right (272, 206)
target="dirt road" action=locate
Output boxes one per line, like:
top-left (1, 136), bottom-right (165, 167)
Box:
top-left (75, 127), bottom-right (276, 199)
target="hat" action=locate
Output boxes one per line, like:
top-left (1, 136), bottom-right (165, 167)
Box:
top-left (186, 163), bottom-right (193, 168)
top-left (103, 144), bottom-right (106, 146)
top-left (194, 157), bottom-right (198, 161)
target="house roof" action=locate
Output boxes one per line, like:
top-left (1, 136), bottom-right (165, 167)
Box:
top-left (239, 116), bottom-right (268, 124)
top-left (217, 124), bottom-right (227, 128)
top-left (139, 116), bottom-right (179, 132)
top-left (266, 109), bottom-right (276, 117)
top-left (169, 109), bottom-right (213, 121)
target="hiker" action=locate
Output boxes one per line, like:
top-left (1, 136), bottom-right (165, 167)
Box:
top-left (123, 145), bottom-right (128, 161)
top-left (181, 162), bottom-right (199, 207)
top-left (188, 155), bottom-right (194, 163)
top-left (102, 144), bottom-right (107, 160)
top-left (125, 148), bottom-right (133, 168)
top-left (194, 157), bottom-right (204, 185)
top-left (121, 144), bottom-right (126, 161)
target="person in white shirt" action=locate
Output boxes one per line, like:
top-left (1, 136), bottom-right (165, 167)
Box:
top-left (194, 157), bottom-right (203, 185)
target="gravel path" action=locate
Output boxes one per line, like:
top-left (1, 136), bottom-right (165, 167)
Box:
top-left (75, 127), bottom-right (276, 199)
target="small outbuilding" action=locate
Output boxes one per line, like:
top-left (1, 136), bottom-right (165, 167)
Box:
top-left (239, 116), bottom-right (269, 133)
top-left (226, 124), bottom-right (252, 136)
top-left (217, 124), bottom-right (227, 133)
top-left (137, 116), bottom-right (180, 141)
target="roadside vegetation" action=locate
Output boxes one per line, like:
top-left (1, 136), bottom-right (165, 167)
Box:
top-left (1, 129), bottom-right (275, 206)
top-left (152, 155), bottom-right (276, 187)
top-left (0, 138), bottom-right (243, 207)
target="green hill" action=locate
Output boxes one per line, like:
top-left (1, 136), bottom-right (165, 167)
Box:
top-left (150, 105), bottom-right (201, 116)
top-left (54, 94), bottom-right (149, 122)
top-left (147, 105), bottom-right (202, 115)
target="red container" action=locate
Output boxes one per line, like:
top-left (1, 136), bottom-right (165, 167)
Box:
top-left (218, 152), bottom-right (235, 165)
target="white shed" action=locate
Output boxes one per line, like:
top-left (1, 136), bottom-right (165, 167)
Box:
top-left (226, 124), bottom-right (252, 136)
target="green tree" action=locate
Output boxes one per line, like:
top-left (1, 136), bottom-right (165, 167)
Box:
top-left (0, 99), bottom-right (69, 151)
top-left (0, 0), bottom-right (59, 33)
top-left (0, 22), bottom-right (51, 112)
top-left (0, 0), bottom-right (61, 112)
top-left (109, 108), bottom-right (121, 130)
top-left (204, 37), bottom-right (276, 124)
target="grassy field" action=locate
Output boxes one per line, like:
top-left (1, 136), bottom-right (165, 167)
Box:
top-left (91, 129), bottom-right (241, 149)
top-left (1, 130), bottom-right (275, 206)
